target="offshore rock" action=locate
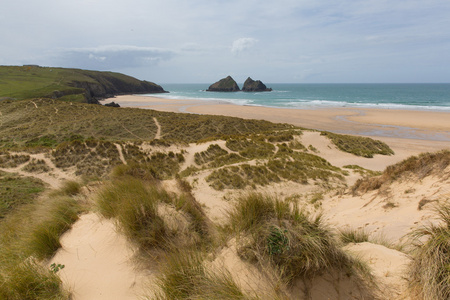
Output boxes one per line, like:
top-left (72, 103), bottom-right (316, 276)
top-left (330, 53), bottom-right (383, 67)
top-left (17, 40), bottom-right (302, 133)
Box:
top-left (242, 77), bottom-right (272, 92)
top-left (207, 76), bottom-right (240, 92)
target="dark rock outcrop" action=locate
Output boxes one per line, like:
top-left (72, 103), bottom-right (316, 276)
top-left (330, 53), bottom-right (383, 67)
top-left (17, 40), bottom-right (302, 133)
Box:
top-left (104, 101), bottom-right (120, 107)
top-left (242, 77), bottom-right (272, 92)
top-left (68, 71), bottom-right (167, 104)
top-left (207, 76), bottom-right (240, 92)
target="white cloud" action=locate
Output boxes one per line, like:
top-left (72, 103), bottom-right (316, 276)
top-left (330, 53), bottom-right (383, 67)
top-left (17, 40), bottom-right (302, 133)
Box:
top-left (231, 38), bottom-right (258, 55)
top-left (55, 45), bottom-right (175, 70)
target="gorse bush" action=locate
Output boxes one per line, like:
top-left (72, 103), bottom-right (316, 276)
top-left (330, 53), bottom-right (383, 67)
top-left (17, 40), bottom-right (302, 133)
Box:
top-left (409, 203), bottom-right (450, 300)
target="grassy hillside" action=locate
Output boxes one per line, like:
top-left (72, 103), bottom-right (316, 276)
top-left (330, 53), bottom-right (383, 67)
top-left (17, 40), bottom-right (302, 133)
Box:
top-left (0, 65), bottom-right (166, 103)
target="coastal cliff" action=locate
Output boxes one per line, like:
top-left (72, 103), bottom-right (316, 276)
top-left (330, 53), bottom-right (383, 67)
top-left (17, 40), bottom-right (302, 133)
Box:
top-left (242, 77), bottom-right (272, 92)
top-left (206, 76), bottom-right (240, 92)
top-left (68, 71), bottom-right (167, 103)
top-left (0, 65), bottom-right (167, 104)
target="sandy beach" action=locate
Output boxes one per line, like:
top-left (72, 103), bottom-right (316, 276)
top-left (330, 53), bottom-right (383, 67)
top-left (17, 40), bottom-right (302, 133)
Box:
top-left (104, 95), bottom-right (450, 155)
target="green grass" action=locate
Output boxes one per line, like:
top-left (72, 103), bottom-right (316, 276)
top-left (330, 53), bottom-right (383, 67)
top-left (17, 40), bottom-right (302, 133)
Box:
top-left (408, 203), bottom-right (450, 299)
top-left (0, 171), bottom-right (46, 219)
top-left (321, 131), bottom-right (394, 158)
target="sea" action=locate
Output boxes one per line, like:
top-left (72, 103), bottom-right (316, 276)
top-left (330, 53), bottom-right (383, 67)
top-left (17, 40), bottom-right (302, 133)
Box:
top-left (146, 83), bottom-right (450, 111)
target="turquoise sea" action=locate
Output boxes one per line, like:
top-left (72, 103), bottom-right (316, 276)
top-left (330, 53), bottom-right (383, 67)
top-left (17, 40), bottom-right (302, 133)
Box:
top-left (148, 83), bottom-right (450, 111)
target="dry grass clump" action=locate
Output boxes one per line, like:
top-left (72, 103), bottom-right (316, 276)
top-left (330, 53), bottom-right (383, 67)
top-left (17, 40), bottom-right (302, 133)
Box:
top-left (97, 174), bottom-right (212, 251)
top-left (25, 196), bottom-right (81, 259)
top-left (229, 193), bottom-right (372, 285)
top-left (207, 164), bottom-right (280, 190)
top-left (226, 137), bottom-right (275, 159)
top-left (52, 139), bottom-right (122, 177)
top-left (408, 203), bottom-right (450, 300)
top-left (194, 144), bottom-right (229, 165)
top-left (353, 150), bottom-right (450, 195)
top-left (206, 151), bottom-right (344, 190)
top-left (22, 158), bottom-right (52, 173)
top-left (340, 228), bottom-right (370, 244)
top-left (155, 248), bottom-right (254, 300)
top-left (0, 257), bottom-right (69, 300)
top-left (0, 153), bottom-right (31, 168)
top-left (321, 131), bottom-right (394, 158)
top-left (97, 177), bottom-right (170, 249)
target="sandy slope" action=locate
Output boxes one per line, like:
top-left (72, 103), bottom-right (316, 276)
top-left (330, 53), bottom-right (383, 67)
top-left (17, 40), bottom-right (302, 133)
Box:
top-left (49, 213), bottom-right (150, 300)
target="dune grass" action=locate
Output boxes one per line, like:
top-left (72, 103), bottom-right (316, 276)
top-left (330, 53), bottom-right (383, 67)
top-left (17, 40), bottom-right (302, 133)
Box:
top-left (155, 248), bottom-right (254, 300)
top-left (0, 257), bottom-right (69, 300)
top-left (408, 203), bottom-right (450, 299)
top-left (96, 177), bottom-right (170, 249)
top-left (206, 151), bottom-right (344, 190)
top-left (321, 131), bottom-right (394, 158)
top-left (352, 150), bottom-right (450, 195)
top-left (228, 193), bottom-right (373, 285)
top-left (340, 228), bottom-right (370, 244)
top-left (0, 171), bottom-right (46, 219)
top-left (0, 182), bottom-right (82, 299)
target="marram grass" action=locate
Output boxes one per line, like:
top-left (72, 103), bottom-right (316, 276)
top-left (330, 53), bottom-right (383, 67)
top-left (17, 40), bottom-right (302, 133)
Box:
top-left (228, 193), bottom-right (374, 287)
top-left (409, 203), bottom-right (450, 300)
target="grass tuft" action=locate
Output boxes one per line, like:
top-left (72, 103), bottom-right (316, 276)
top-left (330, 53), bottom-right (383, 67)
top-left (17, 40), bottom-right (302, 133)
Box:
top-left (228, 193), bottom-right (372, 284)
top-left (408, 203), bottom-right (450, 299)
top-left (96, 177), bottom-right (169, 249)
top-left (352, 150), bottom-right (450, 195)
top-left (0, 257), bottom-right (69, 300)
top-left (340, 228), bottom-right (370, 244)
top-left (155, 248), bottom-right (253, 300)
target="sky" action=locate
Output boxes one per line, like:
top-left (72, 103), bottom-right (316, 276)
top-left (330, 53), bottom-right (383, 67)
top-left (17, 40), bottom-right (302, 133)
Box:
top-left (1, 0), bottom-right (450, 84)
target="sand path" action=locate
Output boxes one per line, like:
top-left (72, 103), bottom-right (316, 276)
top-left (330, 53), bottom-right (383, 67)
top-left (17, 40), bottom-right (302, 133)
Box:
top-left (49, 213), bottom-right (150, 300)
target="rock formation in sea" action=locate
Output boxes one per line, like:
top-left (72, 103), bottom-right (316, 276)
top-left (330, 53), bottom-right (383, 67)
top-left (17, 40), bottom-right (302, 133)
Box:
top-left (207, 76), bottom-right (240, 92)
top-left (242, 77), bottom-right (272, 92)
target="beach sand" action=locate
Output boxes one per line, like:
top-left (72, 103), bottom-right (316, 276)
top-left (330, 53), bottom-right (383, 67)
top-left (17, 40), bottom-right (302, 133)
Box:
top-left (104, 95), bottom-right (450, 155)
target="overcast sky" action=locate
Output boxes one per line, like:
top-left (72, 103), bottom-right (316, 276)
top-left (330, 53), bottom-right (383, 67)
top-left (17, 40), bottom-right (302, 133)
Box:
top-left (1, 0), bottom-right (450, 83)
